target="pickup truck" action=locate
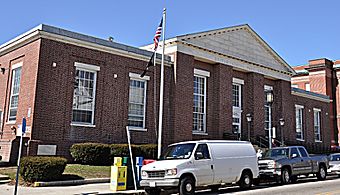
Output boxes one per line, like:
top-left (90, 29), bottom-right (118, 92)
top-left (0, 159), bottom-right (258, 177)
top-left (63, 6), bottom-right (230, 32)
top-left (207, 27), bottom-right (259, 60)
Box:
top-left (258, 146), bottom-right (328, 184)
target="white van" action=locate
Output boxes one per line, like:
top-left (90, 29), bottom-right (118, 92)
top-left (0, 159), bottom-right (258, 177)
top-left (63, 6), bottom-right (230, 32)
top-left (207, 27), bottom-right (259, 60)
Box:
top-left (140, 140), bottom-right (258, 195)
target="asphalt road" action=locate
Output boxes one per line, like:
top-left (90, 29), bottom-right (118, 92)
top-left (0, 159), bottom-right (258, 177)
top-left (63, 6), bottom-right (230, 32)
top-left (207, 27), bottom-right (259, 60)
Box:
top-left (197, 175), bottom-right (340, 195)
top-left (0, 176), bottom-right (340, 195)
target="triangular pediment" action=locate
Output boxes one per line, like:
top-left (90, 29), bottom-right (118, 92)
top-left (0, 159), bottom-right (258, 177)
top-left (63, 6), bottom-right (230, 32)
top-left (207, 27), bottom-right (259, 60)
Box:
top-left (177, 24), bottom-right (294, 74)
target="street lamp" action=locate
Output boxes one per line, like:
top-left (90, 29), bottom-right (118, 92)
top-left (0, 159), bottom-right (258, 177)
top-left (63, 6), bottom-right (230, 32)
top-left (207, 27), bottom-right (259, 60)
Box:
top-left (266, 90), bottom-right (274, 149)
top-left (246, 113), bottom-right (252, 141)
top-left (279, 118), bottom-right (285, 146)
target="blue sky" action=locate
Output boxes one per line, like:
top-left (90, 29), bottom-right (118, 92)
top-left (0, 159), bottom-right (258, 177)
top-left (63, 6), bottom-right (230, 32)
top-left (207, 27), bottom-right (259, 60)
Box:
top-left (1, 0), bottom-right (339, 66)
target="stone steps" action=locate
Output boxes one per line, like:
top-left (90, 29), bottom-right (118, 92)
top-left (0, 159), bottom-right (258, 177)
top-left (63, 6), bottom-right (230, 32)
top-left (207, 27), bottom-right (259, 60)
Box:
top-left (0, 174), bottom-right (11, 184)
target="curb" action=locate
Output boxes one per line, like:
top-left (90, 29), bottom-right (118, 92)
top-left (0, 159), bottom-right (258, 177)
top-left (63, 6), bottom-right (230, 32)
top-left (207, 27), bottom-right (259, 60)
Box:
top-left (34, 178), bottom-right (110, 187)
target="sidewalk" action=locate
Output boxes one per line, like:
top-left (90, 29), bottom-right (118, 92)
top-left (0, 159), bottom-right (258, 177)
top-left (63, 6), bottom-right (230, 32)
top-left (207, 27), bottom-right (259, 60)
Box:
top-left (0, 183), bottom-right (145, 195)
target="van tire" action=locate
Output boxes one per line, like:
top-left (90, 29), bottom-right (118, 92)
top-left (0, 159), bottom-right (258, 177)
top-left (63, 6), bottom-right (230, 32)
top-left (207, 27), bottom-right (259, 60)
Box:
top-left (179, 176), bottom-right (195, 195)
top-left (145, 189), bottom-right (161, 195)
top-left (281, 168), bottom-right (291, 184)
top-left (316, 165), bottom-right (326, 180)
top-left (238, 171), bottom-right (252, 189)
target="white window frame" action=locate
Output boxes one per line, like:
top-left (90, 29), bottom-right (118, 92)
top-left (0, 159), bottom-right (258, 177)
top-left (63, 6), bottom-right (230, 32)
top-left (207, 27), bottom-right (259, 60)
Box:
top-left (314, 108), bottom-right (322, 142)
top-left (295, 105), bottom-right (304, 141)
top-left (0, 110), bottom-right (3, 131)
top-left (193, 69), bottom-right (209, 135)
top-left (305, 83), bottom-right (310, 91)
top-left (71, 62), bottom-right (99, 127)
top-left (8, 62), bottom-right (23, 123)
top-left (232, 78), bottom-right (244, 137)
top-left (264, 85), bottom-right (273, 137)
top-left (128, 73), bottom-right (149, 131)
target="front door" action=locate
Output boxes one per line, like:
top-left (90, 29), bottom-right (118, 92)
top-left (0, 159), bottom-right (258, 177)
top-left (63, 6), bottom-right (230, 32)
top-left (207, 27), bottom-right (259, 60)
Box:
top-left (290, 147), bottom-right (305, 175)
top-left (193, 144), bottom-right (214, 185)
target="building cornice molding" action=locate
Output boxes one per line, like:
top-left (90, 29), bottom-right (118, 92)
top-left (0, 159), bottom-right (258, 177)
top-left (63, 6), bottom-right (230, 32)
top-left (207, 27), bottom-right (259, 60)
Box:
top-left (291, 88), bottom-right (330, 103)
top-left (171, 40), bottom-right (292, 81)
top-left (0, 26), bottom-right (173, 67)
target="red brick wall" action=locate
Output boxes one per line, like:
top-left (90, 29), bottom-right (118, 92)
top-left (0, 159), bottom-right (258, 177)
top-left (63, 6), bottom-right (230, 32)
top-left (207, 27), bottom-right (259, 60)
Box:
top-left (32, 38), bottom-right (173, 157)
top-left (0, 39), bottom-right (41, 162)
top-left (0, 39), bottom-right (332, 161)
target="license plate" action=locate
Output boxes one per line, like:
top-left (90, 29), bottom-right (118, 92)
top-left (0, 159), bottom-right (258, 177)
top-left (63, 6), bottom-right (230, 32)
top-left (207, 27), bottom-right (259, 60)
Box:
top-left (150, 181), bottom-right (156, 187)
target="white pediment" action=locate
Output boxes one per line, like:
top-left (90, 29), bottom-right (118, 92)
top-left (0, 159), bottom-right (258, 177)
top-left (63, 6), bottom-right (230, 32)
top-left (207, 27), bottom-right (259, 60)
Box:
top-left (177, 25), bottom-right (294, 75)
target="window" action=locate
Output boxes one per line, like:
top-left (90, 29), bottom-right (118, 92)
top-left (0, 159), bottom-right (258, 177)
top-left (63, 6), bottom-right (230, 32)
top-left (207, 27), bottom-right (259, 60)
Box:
top-left (232, 78), bottom-right (243, 136)
top-left (314, 109), bottom-right (321, 141)
top-left (290, 148), bottom-right (300, 158)
top-left (128, 73), bottom-right (149, 129)
top-left (8, 64), bottom-right (22, 122)
top-left (193, 69), bottom-right (209, 133)
top-left (72, 62), bottom-right (99, 125)
top-left (264, 85), bottom-right (273, 137)
top-left (298, 147), bottom-right (308, 157)
top-left (305, 83), bottom-right (310, 91)
top-left (295, 105), bottom-right (304, 140)
top-left (195, 144), bottom-right (210, 160)
top-left (232, 84), bottom-right (241, 108)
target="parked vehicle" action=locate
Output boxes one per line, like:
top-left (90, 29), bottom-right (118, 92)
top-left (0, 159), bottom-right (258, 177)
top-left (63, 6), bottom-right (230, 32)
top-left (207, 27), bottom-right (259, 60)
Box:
top-left (140, 140), bottom-right (259, 195)
top-left (258, 146), bottom-right (328, 184)
top-left (328, 153), bottom-right (340, 177)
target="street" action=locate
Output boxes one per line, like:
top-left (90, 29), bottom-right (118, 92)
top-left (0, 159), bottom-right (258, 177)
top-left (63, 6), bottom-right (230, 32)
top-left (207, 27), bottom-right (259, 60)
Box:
top-left (197, 176), bottom-right (340, 195)
top-left (1, 176), bottom-right (340, 195)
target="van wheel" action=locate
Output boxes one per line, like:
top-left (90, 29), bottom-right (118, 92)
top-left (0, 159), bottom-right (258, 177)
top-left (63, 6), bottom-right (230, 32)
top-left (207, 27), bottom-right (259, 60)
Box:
top-left (238, 171), bottom-right (252, 189)
top-left (281, 168), bottom-right (291, 184)
top-left (317, 165), bottom-right (326, 180)
top-left (145, 188), bottom-right (161, 195)
top-left (179, 176), bottom-right (195, 195)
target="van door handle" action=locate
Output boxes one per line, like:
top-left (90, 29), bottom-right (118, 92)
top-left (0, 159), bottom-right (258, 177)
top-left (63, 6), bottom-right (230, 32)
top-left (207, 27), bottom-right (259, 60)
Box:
top-left (211, 165), bottom-right (213, 170)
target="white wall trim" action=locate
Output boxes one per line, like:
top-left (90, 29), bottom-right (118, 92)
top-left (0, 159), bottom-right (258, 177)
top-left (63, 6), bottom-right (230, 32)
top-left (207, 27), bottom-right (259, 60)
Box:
top-left (264, 85), bottom-right (273, 91)
top-left (129, 72), bottom-right (150, 80)
top-left (232, 77), bottom-right (244, 85)
top-left (74, 62), bottom-right (100, 71)
top-left (291, 91), bottom-right (330, 103)
top-left (194, 68), bottom-right (210, 77)
top-left (295, 104), bottom-right (304, 109)
top-left (12, 62), bottom-right (23, 70)
top-left (313, 108), bottom-right (321, 112)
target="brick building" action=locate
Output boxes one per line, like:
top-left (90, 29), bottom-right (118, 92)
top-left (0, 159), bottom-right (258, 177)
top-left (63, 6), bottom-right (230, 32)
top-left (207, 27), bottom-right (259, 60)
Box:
top-left (292, 58), bottom-right (340, 147)
top-left (0, 24), bottom-right (331, 163)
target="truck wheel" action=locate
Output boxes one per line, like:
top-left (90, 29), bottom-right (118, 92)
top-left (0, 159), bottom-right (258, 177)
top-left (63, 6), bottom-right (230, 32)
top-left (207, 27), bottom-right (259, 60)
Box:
top-left (179, 176), bottom-right (195, 195)
top-left (317, 165), bottom-right (326, 180)
top-left (145, 189), bottom-right (161, 195)
top-left (281, 168), bottom-right (291, 184)
top-left (238, 171), bottom-right (253, 189)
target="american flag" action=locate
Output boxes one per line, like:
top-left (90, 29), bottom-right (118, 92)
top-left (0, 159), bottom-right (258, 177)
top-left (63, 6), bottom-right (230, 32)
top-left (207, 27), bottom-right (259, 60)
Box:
top-left (153, 18), bottom-right (163, 51)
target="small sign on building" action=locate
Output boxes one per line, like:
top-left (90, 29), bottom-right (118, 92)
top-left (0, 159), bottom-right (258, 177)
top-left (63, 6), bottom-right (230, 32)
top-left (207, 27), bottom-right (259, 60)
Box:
top-left (37, 145), bottom-right (57, 155)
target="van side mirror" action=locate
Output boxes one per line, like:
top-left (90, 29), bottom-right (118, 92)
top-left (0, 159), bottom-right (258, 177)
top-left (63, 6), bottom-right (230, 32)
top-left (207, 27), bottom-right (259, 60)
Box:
top-left (291, 153), bottom-right (298, 159)
top-left (195, 152), bottom-right (204, 160)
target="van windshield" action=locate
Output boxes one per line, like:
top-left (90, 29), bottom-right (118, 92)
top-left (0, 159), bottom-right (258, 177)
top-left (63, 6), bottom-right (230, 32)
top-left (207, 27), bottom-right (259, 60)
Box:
top-left (160, 143), bottom-right (195, 160)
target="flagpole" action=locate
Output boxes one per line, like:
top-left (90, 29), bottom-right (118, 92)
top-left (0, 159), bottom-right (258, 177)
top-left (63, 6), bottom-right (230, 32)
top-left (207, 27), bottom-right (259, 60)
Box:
top-left (157, 8), bottom-right (166, 158)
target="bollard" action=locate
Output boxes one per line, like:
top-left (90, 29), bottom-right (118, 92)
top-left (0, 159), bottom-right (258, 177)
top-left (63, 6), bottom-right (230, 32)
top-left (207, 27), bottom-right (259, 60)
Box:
top-left (135, 157), bottom-right (144, 185)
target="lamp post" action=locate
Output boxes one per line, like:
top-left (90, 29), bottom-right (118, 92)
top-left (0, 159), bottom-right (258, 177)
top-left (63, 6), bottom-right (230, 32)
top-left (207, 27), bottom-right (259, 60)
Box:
top-left (279, 118), bottom-right (285, 146)
top-left (266, 90), bottom-right (274, 149)
top-left (246, 113), bottom-right (252, 141)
